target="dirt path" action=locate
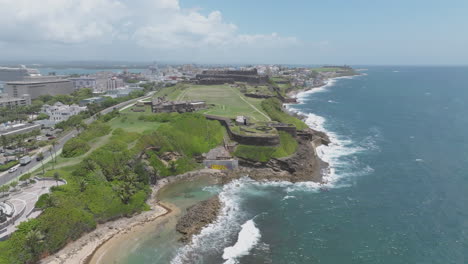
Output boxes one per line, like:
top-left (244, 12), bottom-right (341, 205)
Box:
top-left (228, 86), bottom-right (271, 121)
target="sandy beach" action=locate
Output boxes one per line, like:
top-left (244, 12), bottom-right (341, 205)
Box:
top-left (41, 169), bottom-right (223, 264)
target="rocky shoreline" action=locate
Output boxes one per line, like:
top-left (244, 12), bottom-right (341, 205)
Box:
top-left (47, 83), bottom-right (334, 262)
top-left (176, 195), bottom-right (221, 243)
top-left (173, 138), bottom-right (329, 244)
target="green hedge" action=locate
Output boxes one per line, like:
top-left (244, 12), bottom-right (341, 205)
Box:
top-left (0, 160), bottom-right (19, 172)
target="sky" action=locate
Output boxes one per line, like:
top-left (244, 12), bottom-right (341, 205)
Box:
top-left (0, 0), bottom-right (467, 65)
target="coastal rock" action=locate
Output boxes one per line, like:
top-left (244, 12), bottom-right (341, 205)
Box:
top-left (176, 196), bottom-right (221, 243)
top-left (235, 138), bottom-right (326, 183)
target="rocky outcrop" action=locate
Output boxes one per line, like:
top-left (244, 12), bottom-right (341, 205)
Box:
top-left (234, 138), bottom-right (327, 183)
top-left (176, 196), bottom-right (221, 243)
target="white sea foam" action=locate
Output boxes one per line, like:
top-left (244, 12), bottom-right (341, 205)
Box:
top-left (222, 219), bottom-right (261, 264)
top-left (171, 178), bottom-right (253, 264)
top-left (286, 75), bottom-right (372, 190)
top-left (282, 195), bottom-right (296, 200)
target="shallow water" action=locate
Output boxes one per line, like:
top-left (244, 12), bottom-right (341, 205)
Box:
top-left (94, 176), bottom-right (221, 264)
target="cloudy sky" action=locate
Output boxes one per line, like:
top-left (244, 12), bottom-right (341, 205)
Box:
top-left (0, 0), bottom-right (467, 65)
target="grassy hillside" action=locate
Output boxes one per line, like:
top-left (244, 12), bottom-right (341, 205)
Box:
top-left (234, 131), bottom-right (298, 162)
top-left (261, 98), bottom-right (308, 130)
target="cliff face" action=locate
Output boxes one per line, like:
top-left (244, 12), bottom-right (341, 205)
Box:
top-left (234, 138), bottom-right (327, 183)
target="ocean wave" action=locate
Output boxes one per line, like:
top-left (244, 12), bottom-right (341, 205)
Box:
top-left (171, 178), bottom-right (253, 264)
top-left (286, 77), bottom-right (373, 190)
top-left (222, 219), bottom-right (261, 264)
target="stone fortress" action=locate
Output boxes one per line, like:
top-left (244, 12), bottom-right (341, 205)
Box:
top-left (195, 69), bottom-right (269, 85)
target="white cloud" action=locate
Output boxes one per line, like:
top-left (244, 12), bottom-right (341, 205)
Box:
top-left (0, 0), bottom-right (127, 43)
top-left (0, 0), bottom-right (300, 62)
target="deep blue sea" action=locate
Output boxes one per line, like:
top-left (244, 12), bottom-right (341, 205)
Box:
top-left (109, 66), bottom-right (468, 264)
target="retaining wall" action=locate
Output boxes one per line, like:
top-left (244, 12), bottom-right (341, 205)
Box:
top-left (204, 115), bottom-right (280, 146)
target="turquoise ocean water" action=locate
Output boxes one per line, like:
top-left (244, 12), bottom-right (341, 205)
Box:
top-left (117, 66), bottom-right (468, 264)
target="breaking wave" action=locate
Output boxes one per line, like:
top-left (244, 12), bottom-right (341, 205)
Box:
top-left (171, 178), bottom-right (253, 264)
top-left (286, 76), bottom-right (372, 189)
top-left (222, 219), bottom-right (261, 264)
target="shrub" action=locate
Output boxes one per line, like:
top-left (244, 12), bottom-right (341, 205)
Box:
top-left (62, 138), bottom-right (90, 158)
top-left (0, 160), bottom-right (19, 172)
top-left (36, 113), bottom-right (49, 120)
top-left (19, 173), bottom-right (32, 182)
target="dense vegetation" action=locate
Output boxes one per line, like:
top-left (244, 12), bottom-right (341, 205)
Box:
top-left (0, 112), bottom-right (226, 263)
top-left (136, 113), bottom-right (225, 177)
top-left (261, 98), bottom-right (308, 130)
top-left (61, 121), bottom-right (111, 158)
top-left (61, 138), bottom-right (90, 158)
top-left (0, 125), bottom-right (148, 264)
top-left (234, 131), bottom-right (298, 162)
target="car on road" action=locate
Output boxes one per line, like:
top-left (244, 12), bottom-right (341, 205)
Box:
top-left (8, 167), bottom-right (17, 173)
top-left (48, 136), bottom-right (56, 140)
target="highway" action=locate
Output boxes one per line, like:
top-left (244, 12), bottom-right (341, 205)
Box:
top-left (0, 92), bottom-right (154, 186)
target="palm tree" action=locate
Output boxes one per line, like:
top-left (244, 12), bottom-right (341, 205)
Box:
top-left (25, 229), bottom-right (45, 256)
top-left (0, 185), bottom-right (9, 195)
top-left (79, 179), bottom-right (88, 192)
top-left (51, 140), bottom-right (58, 163)
top-left (0, 135), bottom-right (8, 150)
top-left (48, 147), bottom-right (54, 170)
top-left (53, 172), bottom-right (60, 186)
top-left (37, 152), bottom-right (45, 175)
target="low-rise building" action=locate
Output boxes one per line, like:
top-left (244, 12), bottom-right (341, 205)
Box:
top-left (151, 98), bottom-right (207, 113)
top-left (37, 102), bottom-right (87, 126)
top-left (0, 94), bottom-right (31, 107)
top-left (69, 77), bottom-right (97, 89)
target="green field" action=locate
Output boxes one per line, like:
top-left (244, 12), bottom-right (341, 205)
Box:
top-left (108, 106), bottom-right (161, 133)
top-left (158, 84), bottom-right (271, 122)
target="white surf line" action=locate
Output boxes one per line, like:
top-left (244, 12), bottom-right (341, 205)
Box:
top-left (228, 86), bottom-right (271, 121)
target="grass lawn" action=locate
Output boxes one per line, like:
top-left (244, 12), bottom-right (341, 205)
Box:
top-left (108, 106), bottom-right (161, 133)
top-left (173, 84), bottom-right (271, 121)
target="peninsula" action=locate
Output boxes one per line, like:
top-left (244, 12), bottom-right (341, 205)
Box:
top-left (0, 64), bottom-right (358, 264)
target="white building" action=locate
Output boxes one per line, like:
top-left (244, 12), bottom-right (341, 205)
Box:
top-left (0, 94), bottom-right (31, 107)
top-left (38, 102), bottom-right (87, 126)
top-left (69, 77), bottom-right (97, 89)
top-left (5, 76), bottom-right (75, 99)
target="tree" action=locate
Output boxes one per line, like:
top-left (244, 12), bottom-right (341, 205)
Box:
top-left (79, 179), bottom-right (88, 192)
top-left (169, 161), bottom-right (177, 173)
top-left (25, 229), bottom-right (45, 257)
top-left (9, 181), bottom-right (18, 190)
top-left (48, 147), bottom-right (54, 170)
top-left (37, 152), bottom-right (45, 175)
top-left (0, 185), bottom-right (9, 195)
top-left (51, 140), bottom-right (58, 163)
top-left (53, 172), bottom-right (61, 186)
top-left (0, 135), bottom-right (8, 149)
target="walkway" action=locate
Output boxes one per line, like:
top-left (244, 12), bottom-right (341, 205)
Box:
top-left (0, 180), bottom-right (61, 239)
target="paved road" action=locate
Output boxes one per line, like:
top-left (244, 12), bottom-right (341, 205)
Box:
top-left (0, 180), bottom-right (61, 239)
top-left (0, 92), bottom-right (154, 186)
